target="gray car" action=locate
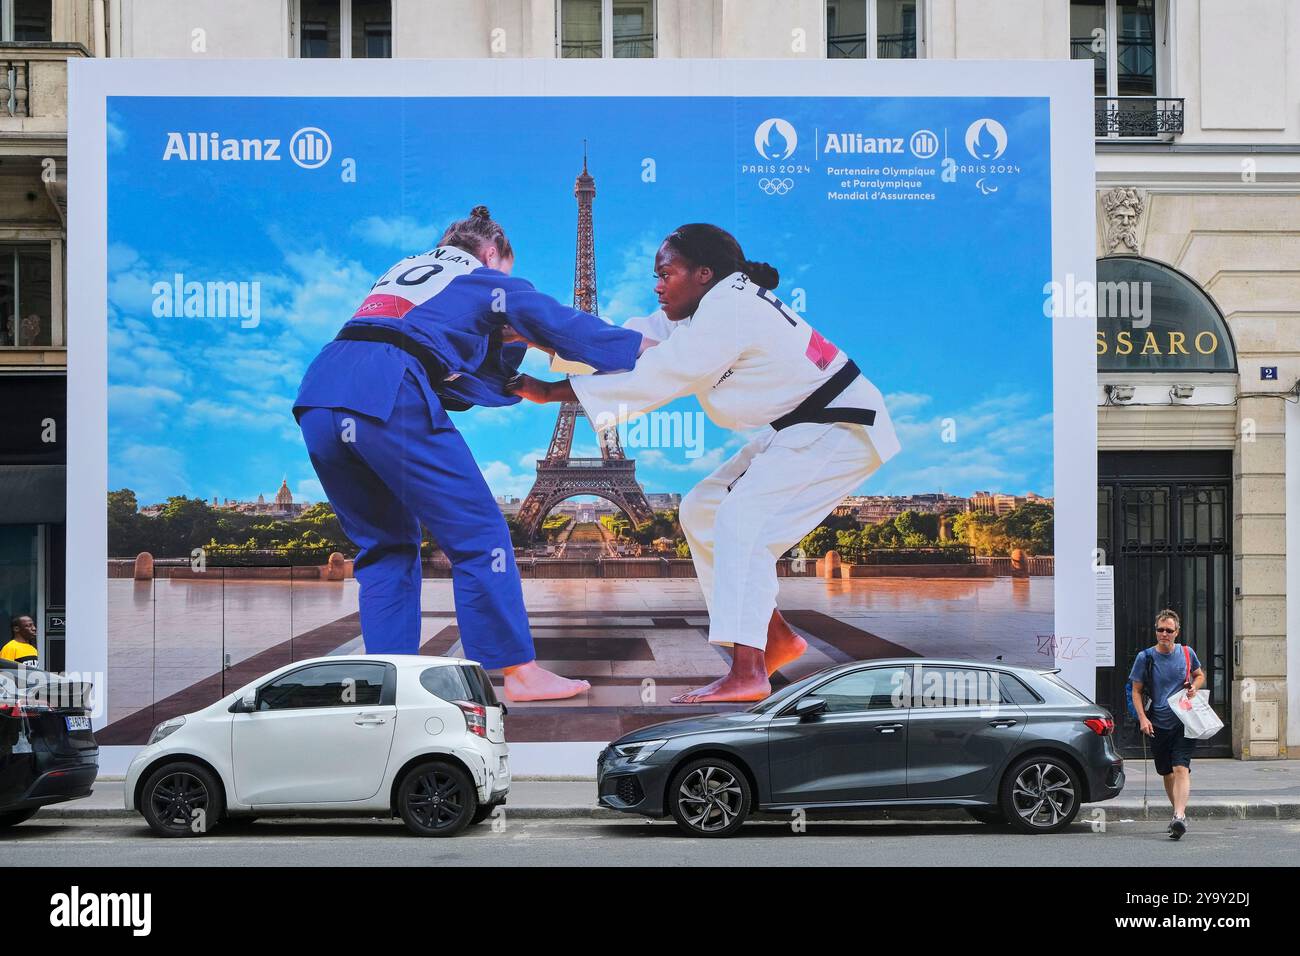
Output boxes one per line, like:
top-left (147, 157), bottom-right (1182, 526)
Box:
top-left (597, 659), bottom-right (1124, 837)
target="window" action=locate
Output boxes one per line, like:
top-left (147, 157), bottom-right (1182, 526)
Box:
top-left (2, 0), bottom-right (51, 42)
top-left (420, 664), bottom-right (500, 706)
top-left (917, 666), bottom-right (1013, 708)
top-left (257, 662), bottom-right (388, 710)
top-left (827, 1), bottom-right (920, 59)
top-left (1071, 0), bottom-right (1156, 95)
top-left (807, 666), bottom-right (911, 714)
top-left (297, 0), bottom-right (391, 59)
top-left (1072, 1), bottom-right (1176, 137)
top-left (0, 244), bottom-right (52, 348)
top-left (560, 0), bottom-right (655, 59)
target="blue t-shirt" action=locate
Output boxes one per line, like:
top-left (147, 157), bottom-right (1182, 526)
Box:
top-left (1128, 644), bottom-right (1201, 729)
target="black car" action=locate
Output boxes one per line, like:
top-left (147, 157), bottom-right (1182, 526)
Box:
top-left (598, 659), bottom-right (1123, 837)
top-left (0, 660), bottom-right (98, 828)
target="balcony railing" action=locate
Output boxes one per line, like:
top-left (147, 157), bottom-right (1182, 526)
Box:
top-left (1095, 96), bottom-right (1184, 139)
top-left (828, 32), bottom-right (917, 59)
top-left (560, 33), bottom-right (655, 58)
top-left (0, 60), bottom-right (30, 117)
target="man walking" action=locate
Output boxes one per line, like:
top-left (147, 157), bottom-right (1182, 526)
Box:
top-left (1129, 609), bottom-right (1205, 840)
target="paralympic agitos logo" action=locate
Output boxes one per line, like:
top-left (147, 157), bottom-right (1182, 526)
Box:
top-left (161, 127), bottom-right (333, 169)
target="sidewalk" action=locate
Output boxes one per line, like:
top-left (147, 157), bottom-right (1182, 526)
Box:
top-left (39, 760), bottom-right (1300, 821)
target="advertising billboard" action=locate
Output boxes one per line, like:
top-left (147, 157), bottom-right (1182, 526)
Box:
top-left (68, 58), bottom-right (1096, 772)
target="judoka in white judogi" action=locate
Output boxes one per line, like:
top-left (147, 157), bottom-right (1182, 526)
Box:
top-left (570, 271), bottom-right (901, 652)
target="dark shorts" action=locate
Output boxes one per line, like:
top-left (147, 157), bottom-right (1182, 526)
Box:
top-left (1151, 721), bottom-right (1195, 776)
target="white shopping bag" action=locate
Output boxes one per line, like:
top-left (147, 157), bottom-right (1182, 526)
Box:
top-left (1167, 688), bottom-right (1224, 740)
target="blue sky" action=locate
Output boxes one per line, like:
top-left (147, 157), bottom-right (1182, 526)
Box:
top-left (107, 94), bottom-right (1053, 508)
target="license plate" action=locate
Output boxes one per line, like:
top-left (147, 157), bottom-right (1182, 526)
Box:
top-left (65, 715), bottom-right (91, 732)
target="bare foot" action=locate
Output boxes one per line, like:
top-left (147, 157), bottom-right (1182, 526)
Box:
top-left (670, 674), bottom-right (771, 704)
top-left (503, 661), bottom-right (591, 702)
top-left (671, 645), bottom-right (771, 703)
top-left (765, 611), bottom-right (808, 676)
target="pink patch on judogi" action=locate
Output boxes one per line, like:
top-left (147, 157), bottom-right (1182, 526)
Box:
top-left (805, 329), bottom-right (839, 370)
top-left (352, 293), bottom-right (416, 320)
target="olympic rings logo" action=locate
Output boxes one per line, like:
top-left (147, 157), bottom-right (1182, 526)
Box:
top-left (758, 177), bottom-right (794, 195)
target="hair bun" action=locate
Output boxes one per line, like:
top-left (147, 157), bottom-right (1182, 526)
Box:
top-left (471, 205), bottom-right (491, 220)
top-left (744, 259), bottom-right (780, 289)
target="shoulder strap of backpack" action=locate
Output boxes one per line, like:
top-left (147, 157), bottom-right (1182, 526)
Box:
top-left (1182, 644), bottom-right (1192, 685)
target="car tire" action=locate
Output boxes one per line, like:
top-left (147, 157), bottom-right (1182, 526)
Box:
top-left (668, 757), bottom-right (751, 838)
top-left (965, 806), bottom-right (1008, 825)
top-left (397, 761), bottom-right (478, 837)
top-left (140, 761), bottom-right (224, 838)
top-left (0, 808), bottom-right (38, 828)
top-left (470, 802), bottom-right (498, 826)
top-left (999, 754), bottom-right (1082, 835)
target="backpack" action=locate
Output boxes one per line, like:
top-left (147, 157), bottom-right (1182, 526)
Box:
top-left (1125, 648), bottom-right (1154, 721)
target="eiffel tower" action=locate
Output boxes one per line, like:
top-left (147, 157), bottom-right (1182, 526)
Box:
top-left (516, 149), bottom-right (655, 540)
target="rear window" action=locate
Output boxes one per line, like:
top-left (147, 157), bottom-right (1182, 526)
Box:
top-left (459, 665), bottom-right (500, 707)
top-left (420, 666), bottom-right (470, 702)
top-left (1042, 671), bottom-right (1094, 703)
top-left (419, 665), bottom-right (500, 707)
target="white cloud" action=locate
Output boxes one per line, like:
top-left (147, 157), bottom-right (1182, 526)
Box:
top-left (876, 391), bottom-right (1051, 496)
top-left (478, 460), bottom-right (536, 498)
top-left (636, 447), bottom-right (729, 473)
top-left (351, 214), bottom-right (440, 250)
top-left (111, 444), bottom-right (189, 505)
top-left (597, 231), bottom-right (662, 324)
top-left (883, 391), bottom-right (932, 415)
top-left (295, 477), bottom-right (325, 503)
top-left (108, 384), bottom-right (184, 429)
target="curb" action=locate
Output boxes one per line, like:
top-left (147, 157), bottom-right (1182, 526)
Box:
top-left (35, 801), bottom-right (1300, 822)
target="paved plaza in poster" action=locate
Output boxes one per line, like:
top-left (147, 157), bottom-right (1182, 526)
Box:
top-left (103, 575), bottom-right (1054, 743)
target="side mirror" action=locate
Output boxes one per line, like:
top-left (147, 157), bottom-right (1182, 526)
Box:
top-left (793, 696), bottom-right (827, 719)
top-left (229, 691), bottom-right (257, 714)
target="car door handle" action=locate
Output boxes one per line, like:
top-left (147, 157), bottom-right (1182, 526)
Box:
top-left (988, 719), bottom-right (1018, 728)
top-left (354, 716), bottom-right (387, 726)
top-left (875, 723), bottom-right (904, 734)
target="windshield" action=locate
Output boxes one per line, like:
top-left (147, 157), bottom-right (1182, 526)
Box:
top-left (747, 669), bottom-right (833, 714)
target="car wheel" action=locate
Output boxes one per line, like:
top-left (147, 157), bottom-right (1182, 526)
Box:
top-left (999, 755), bottom-right (1081, 835)
top-left (397, 761), bottom-right (478, 837)
top-left (140, 762), bottom-right (224, 838)
top-left (470, 802), bottom-right (498, 826)
top-left (668, 757), bottom-right (751, 838)
top-left (0, 808), bottom-right (38, 828)
top-left (965, 806), bottom-right (1008, 825)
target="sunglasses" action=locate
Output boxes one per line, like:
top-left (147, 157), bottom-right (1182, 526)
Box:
top-left (1155, 627), bottom-right (1177, 634)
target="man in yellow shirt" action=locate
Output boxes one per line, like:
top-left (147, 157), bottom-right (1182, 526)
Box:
top-left (0, 615), bottom-right (39, 665)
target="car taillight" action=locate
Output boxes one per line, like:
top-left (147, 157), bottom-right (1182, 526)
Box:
top-left (1084, 716), bottom-right (1114, 736)
top-left (0, 701), bottom-right (50, 718)
top-left (454, 700), bottom-right (487, 738)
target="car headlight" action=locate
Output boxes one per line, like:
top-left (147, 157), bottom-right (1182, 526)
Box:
top-left (613, 739), bottom-right (667, 763)
top-left (147, 716), bottom-right (186, 745)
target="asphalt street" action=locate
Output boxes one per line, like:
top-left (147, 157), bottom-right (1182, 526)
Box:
top-left (5, 815), bottom-right (1297, 867)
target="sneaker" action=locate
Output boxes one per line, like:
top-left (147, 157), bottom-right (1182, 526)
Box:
top-left (1169, 816), bottom-right (1187, 840)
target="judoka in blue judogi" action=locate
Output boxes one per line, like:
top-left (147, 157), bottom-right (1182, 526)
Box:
top-left (294, 208), bottom-right (644, 700)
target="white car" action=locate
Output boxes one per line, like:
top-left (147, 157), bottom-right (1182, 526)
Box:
top-left (124, 655), bottom-right (509, 837)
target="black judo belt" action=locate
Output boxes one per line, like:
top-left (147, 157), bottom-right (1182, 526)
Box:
top-left (335, 324), bottom-right (451, 386)
top-left (769, 359), bottom-right (876, 431)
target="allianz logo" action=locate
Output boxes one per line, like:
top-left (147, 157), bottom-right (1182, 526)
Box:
top-left (161, 127), bottom-right (332, 169)
top-left (823, 132), bottom-right (907, 154)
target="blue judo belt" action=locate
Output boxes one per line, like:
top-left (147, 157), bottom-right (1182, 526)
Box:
top-left (769, 359), bottom-right (876, 430)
